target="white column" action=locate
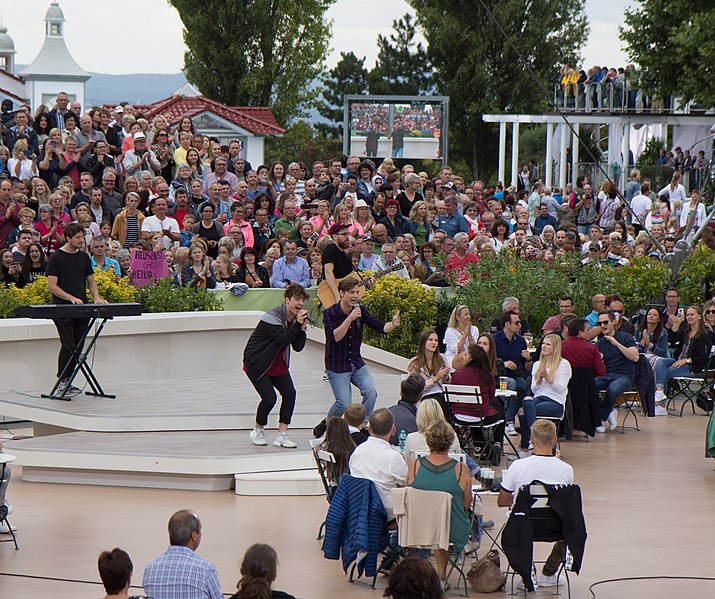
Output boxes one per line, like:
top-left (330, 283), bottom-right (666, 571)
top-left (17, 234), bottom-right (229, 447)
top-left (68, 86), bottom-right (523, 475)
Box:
top-left (559, 124), bottom-right (568, 190)
top-left (621, 121), bottom-right (630, 190)
top-left (545, 123), bottom-right (554, 188)
top-left (511, 120), bottom-right (520, 188)
top-left (571, 123), bottom-right (580, 186)
top-left (498, 122), bottom-right (507, 184)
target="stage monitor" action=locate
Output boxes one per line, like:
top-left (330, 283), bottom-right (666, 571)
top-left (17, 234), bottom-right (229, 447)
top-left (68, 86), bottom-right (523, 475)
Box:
top-left (343, 95), bottom-right (449, 163)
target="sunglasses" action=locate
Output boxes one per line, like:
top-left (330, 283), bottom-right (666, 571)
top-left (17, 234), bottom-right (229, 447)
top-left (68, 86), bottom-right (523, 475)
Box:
top-left (705, 310), bottom-right (715, 315)
top-left (598, 321), bottom-right (610, 326)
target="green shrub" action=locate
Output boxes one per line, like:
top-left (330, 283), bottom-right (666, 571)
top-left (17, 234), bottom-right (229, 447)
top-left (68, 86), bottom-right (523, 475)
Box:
top-left (137, 277), bottom-right (224, 313)
top-left (678, 244), bottom-right (715, 305)
top-left (361, 275), bottom-right (436, 358)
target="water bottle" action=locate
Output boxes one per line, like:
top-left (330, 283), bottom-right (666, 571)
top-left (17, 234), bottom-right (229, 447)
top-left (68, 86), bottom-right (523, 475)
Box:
top-left (398, 429), bottom-right (407, 454)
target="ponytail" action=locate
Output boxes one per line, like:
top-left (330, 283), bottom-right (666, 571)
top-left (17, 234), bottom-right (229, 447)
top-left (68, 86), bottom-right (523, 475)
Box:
top-left (236, 575), bottom-right (271, 599)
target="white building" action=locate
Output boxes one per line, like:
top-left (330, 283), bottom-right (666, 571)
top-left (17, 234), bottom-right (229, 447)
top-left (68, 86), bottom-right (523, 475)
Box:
top-left (0, 1), bottom-right (89, 112)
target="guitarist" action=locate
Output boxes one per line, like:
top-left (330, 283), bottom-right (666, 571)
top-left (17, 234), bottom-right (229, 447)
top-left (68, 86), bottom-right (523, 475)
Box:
top-left (322, 222), bottom-right (358, 306)
top-left (313, 277), bottom-right (400, 438)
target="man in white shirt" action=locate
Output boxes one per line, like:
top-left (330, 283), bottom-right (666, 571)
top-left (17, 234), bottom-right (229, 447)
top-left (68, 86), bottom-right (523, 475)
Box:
top-left (349, 408), bottom-right (407, 519)
top-left (630, 183), bottom-right (652, 226)
top-left (372, 243), bottom-right (409, 278)
top-left (141, 197), bottom-right (180, 250)
top-left (498, 419), bottom-right (574, 589)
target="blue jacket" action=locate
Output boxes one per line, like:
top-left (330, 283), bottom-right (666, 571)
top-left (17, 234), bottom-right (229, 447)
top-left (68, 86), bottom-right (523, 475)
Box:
top-left (323, 475), bottom-right (389, 577)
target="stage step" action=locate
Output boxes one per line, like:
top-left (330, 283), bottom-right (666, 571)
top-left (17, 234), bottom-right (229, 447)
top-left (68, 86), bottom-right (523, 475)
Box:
top-left (235, 470), bottom-right (323, 496)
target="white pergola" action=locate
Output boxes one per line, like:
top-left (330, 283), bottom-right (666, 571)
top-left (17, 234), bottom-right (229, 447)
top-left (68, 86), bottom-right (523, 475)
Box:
top-left (483, 112), bottom-right (715, 190)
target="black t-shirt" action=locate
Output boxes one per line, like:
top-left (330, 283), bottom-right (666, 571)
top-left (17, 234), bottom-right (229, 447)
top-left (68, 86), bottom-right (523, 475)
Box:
top-left (322, 242), bottom-right (354, 279)
top-left (45, 248), bottom-right (93, 304)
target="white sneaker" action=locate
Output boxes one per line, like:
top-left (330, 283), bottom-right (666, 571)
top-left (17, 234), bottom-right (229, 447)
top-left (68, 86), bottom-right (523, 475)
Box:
top-left (607, 410), bottom-right (618, 430)
top-left (595, 424), bottom-right (606, 433)
top-left (0, 521), bottom-right (17, 534)
top-left (654, 389), bottom-right (667, 403)
top-left (517, 449), bottom-right (531, 459)
top-left (505, 422), bottom-right (517, 435)
top-left (538, 572), bottom-right (566, 587)
top-left (273, 432), bottom-right (298, 448)
top-left (249, 428), bottom-right (267, 446)
top-left (654, 404), bottom-right (668, 416)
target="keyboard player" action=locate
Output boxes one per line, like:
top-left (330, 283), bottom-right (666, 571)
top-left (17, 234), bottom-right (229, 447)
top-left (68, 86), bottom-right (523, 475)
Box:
top-left (45, 223), bottom-right (107, 395)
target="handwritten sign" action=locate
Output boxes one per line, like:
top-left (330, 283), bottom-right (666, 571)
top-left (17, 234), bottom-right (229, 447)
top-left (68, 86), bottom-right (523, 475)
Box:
top-left (130, 250), bottom-right (168, 288)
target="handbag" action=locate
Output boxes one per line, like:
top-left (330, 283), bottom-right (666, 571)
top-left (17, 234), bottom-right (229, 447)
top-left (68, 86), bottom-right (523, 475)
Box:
top-left (467, 549), bottom-right (505, 593)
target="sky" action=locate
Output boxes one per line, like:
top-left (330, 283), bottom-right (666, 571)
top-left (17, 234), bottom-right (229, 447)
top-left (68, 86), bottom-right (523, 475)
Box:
top-left (4, 0), bottom-right (632, 75)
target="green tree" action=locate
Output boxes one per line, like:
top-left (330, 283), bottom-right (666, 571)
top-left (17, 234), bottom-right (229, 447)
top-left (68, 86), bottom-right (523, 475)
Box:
top-left (316, 51), bottom-right (370, 138)
top-left (621, 2), bottom-right (715, 107)
top-left (169, 0), bottom-right (335, 123)
top-left (265, 120), bottom-right (341, 167)
top-left (368, 13), bottom-right (434, 96)
top-left (408, 0), bottom-right (588, 179)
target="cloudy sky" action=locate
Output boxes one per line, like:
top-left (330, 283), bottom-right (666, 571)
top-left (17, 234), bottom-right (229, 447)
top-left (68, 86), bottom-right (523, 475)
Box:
top-left (6, 0), bottom-right (631, 75)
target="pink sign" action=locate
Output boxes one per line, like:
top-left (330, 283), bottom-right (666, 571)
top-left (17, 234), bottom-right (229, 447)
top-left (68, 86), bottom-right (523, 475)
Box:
top-left (130, 249), bottom-right (168, 288)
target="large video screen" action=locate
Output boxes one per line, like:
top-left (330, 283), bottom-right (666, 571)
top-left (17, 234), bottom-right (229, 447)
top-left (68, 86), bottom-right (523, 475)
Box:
top-left (344, 96), bottom-right (448, 162)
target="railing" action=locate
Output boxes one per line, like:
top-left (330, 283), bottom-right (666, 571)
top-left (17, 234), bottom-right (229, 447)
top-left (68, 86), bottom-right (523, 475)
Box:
top-left (551, 81), bottom-right (705, 115)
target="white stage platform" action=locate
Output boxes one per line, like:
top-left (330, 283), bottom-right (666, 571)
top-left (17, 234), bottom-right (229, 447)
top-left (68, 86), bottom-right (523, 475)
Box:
top-left (1, 371), bottom-right (403, 494)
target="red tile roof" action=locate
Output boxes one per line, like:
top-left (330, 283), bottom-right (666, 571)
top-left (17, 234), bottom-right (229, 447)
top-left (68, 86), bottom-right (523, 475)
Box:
top-left (107, 95), bottom-right (285, 135)
top-left (0, 85), bottom-right (29, 104)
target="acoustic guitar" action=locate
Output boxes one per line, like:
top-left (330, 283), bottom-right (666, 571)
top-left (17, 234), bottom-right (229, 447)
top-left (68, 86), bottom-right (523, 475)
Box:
top-left (316, 262), bottom-right (405, 308)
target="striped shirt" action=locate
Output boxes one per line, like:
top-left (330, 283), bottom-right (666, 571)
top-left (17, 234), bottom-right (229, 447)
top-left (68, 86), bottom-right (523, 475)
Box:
top-left (124, 214), bottom-right (139, 247)
top-left (142, 545), bottom-right (222, 599)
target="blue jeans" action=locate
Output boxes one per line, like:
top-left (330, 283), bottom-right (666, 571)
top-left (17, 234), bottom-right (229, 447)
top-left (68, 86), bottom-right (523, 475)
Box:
top-left (392, 147), bottom-right (404, 158)
top-left (519, 396), bottom-right (564, 450)
top-left (326, 365), bottom-right (377, 419)
top-left (595, 372), bottom-right (634, 421)
top-left (654, 358), bottom-right (695, 390)
top-left (504, 376), bottom-right (526, 424)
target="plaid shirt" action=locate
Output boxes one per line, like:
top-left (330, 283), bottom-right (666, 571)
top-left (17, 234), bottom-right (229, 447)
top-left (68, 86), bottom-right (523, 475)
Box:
top-left (142, 545), bottom-right (222, 599)
top-left (323, 303), bottom-right (386, 373)
top-left (598, 197), bottom-right (618, 228)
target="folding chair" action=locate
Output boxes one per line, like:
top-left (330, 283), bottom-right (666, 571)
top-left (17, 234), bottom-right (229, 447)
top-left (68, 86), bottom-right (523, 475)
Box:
top-left (667, 347), bottom-right (715, 417)
top-left (310, 438), bottom-right (338, 543)
top-left (443, 384), bottom-right (518, 464)
top-left (0, 455), bottom-right (18, 550)
top-left (599, 389), bottom-right (641, 433)
top-left (503, 483), bottom-right (583, 598)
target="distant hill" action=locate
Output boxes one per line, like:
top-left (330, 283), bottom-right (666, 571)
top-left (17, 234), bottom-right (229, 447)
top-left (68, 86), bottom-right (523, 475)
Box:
top-left (85, 72), bottom-right (188, 106)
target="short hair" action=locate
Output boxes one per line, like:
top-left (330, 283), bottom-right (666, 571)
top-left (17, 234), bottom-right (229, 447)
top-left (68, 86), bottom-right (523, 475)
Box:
top-left (368, 408), bottom-right (394, 437)
top-left (344, 403), bottom-right (366, 428)
top-left (168, 510), bottom-right (201, 546)
top-left (502, 297), bottom-right (519, 311)
top-left (63, 222), bottom-right (83, 239)
top-left (567, 318), bottom-right (588, 337)
top-left (400, 373), bottom-right (425, 405)
top-left (424, 420), bottom-right (456, 453)
top-left (384, 556), bottom-right (442, 599)
top-left (531, 419), bottom-right (557, 445)
top-left (598, 310), bottom-right (615, 321)
top-left (500, 310), bottom-right (519, 329)
top-left (338, 277), bottom-right (360, 293)
top-left (97, 548), bottom-right (133, 595)
top-left (453, 232), bottom-right (469, 244)
top-left (284, 282), bottom-right (309, 301)
top-left (560, 313), bottom-right (577, 330)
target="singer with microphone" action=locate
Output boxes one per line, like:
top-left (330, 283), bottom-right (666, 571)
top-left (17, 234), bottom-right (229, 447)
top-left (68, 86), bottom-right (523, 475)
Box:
top-left (243, 282), bottom-right (311, 448)
top-left (312, 277), bottom-right (400, 438)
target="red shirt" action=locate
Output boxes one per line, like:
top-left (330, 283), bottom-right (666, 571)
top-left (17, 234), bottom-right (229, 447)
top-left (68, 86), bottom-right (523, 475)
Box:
top-left (449, 367), bottom-right (498, 418)
top-left (266, 346), bottom-right (289, 376)
top-left (445, 251), bottom-right (479, 286)
top-left (561, 336), bottom-right (606, 376)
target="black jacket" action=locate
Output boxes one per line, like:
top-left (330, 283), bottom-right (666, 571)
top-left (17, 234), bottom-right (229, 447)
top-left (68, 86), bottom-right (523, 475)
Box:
top-left (243, 303), bottom-right (306, 379)
top-left (668, 328), bottom-right (712, 373)
top-left (502, 482), bottom-right (587, 592)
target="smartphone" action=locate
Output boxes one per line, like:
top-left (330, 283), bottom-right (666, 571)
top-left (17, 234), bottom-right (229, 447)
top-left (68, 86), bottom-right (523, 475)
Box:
top-left (23, 150), bottom-right (34, 158)
top-left (677, 308), bottom-right (685, 318)
top-left (50, 140), bottom-right (57, 148)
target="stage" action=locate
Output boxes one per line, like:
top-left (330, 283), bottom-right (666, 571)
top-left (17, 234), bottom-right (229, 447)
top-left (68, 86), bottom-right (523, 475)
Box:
top-left (1, 370), bottom-right (404, 493)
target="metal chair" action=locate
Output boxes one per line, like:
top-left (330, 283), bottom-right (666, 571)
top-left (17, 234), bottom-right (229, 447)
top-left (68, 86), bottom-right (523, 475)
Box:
top-left (443, 383), bottom-right (518, 464)
top-left (0, 455), bottom-right (18, 551)
top-left (310, 438), bottom-right (337, 543)
top-left (667, 347), bottom-right (715, 417)
top-left (599, 389), bottom-right (641, 433)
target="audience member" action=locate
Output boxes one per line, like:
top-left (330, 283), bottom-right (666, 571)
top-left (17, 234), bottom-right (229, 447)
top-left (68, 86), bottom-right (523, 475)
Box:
top-left (230, 543), bottom-right (296, 599)
top-left (344, 403), bottom-right (369, 446)
top-left (388, 373), bottom-right (425, 445)
top-left (384, 556), bottom-right (443, 599)
top-left (97, 547), bottom-right (136, 599)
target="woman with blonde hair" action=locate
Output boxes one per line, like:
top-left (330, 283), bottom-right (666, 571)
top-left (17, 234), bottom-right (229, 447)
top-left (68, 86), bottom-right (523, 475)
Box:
top-left (443, 305), bottom-right (479, 368)
top-left (658, 170), bottom-right (687, 206)
top-left (403, 398), bottom-right (462, 466)
top-left (517, 333), bottom-right (572, 457)
top-left (8, 139), bottom-right (38, 181)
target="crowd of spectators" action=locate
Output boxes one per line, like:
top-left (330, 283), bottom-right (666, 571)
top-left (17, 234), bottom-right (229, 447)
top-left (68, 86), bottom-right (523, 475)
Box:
top-left (1, 93), bottom-right (712, 297)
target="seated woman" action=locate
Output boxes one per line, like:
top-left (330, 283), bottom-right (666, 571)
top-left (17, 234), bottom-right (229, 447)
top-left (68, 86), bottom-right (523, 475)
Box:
top-left (407, 420), bottom-right (472, 585)
top-left (517, 334), bottom-right (572, 458)
top-left (443, 305), bottom-right (479, 368)
top-left (237, 246), bottom-right (270, 288)
top-left (703, 300), bottom-right (715, 344)
top-left (655, 306), bottom-right (712, 405)
top-left (97, 547), bottom-right (141, 599)
top-left (635, 307), bottom-right (669, 361)
top-left (450, 343), bottom-right (506, 464)
top-left (318, 416), bottom-right (356, 486)
top-left (214, 254), bottom-right (240, 284)
top-left (384, 556), bottom-right (443, 599)
top-left (230, 543), bottom-right (296, 599)
top-left (408, 330), bottom-right (451, 413)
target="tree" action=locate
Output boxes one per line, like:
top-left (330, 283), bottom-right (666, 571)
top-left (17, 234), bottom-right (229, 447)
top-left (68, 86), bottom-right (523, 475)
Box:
top-left (169, 0), bottom-right (335, 124)
top-left (265, 120), bottom-right (341, 167)
top-left (408, 0), bottom-right (588, 179)
top-left (620, 2), bottom-right (715, 107)
top-left (368, 13), bottom-right (434, 96)
top-left (316, 52), bottom-right (370, 138)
